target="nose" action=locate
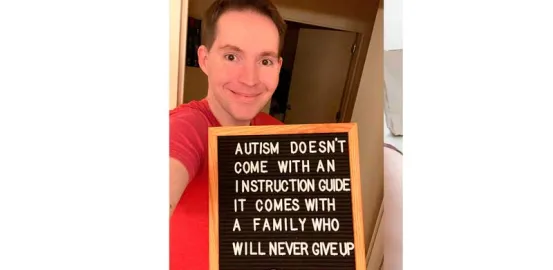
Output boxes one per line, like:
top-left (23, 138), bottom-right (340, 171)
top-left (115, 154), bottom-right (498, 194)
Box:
top-left (238, 62), bottom-right (259, 87)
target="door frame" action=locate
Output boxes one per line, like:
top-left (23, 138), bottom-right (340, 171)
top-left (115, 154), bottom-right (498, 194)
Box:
top-left (366, 201), bottom-right (384, 270)
top-left (338, 2), bottom-right (380, 123)
top-left (280, 3), bottom-right (381, 124)
top-left (170, 0), bottom-right (188, 110)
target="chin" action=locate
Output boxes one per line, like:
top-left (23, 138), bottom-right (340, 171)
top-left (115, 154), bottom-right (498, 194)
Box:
top-left (230, 105), bottom-right (262, 122)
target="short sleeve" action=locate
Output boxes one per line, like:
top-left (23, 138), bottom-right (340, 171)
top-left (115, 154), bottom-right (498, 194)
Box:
top-left (170, 109), bottom-right (209, 180)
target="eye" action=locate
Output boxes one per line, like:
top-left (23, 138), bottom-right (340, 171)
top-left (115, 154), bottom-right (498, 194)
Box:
top-left (261, 59), bottom-right (273, 66)
top-left (224, 54), bottom-right (237, 61)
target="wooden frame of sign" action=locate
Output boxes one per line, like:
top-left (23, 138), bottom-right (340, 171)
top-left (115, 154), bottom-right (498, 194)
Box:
top-left (208, 123), bottom-right (366, 270)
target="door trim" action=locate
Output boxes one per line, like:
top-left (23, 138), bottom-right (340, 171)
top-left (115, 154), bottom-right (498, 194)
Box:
top-left (170, 0), bottom-right (189, 110)
top-left (176, 0), bottom-right (189, 107)
top-left (338, 1), bottom-right (380, 123)
top-left (277, 5), bottom-right (365, 33)
top-left (366, 201), bottom-right (384, 270)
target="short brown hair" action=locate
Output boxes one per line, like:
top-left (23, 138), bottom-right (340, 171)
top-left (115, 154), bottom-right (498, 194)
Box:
top-left (201, 0), bottom-right (286, 55)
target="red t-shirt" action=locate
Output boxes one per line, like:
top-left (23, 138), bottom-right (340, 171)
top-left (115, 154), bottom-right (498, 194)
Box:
top-left (169, 99), bottom-right (282, 270)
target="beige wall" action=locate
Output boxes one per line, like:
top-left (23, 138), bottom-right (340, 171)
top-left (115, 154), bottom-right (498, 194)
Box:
top-left (350, 7), bottom-right (384, 251)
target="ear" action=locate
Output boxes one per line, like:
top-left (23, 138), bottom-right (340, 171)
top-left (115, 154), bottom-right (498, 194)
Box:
top-left (198, 45), bottom-right (209, 75)
top-left (277, 56), bottom-right (283, 72)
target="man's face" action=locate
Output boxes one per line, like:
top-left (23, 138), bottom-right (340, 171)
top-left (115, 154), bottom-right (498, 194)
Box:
top-left (199, 10), bottom-right (282, 122)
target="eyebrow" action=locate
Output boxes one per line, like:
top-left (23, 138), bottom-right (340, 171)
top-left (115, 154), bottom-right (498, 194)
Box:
top-left (219, 44), bottom-right (243, 52)
top-left (218, 44), bottom-right (278, 58)
top-left (260, 51), bottom-right (278, 59)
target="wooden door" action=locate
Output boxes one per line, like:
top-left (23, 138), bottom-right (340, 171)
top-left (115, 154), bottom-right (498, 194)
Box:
top-left (284, 28), bottom-right (357, 124)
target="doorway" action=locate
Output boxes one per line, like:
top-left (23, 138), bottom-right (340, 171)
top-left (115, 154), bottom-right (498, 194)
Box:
top-left (270, 21), bottom-right (358, 124)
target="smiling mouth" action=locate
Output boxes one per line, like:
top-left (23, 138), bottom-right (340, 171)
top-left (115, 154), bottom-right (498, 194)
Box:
top-left (229, 89), bottom-right (261, 98)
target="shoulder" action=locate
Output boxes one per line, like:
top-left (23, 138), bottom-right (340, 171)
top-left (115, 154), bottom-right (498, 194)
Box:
top-left (170, 100), bottom-right (213, 152)
top-left (170, 100), bottom-right (215, 130)
top-left (170, 100), bottom-right (209, 122)
top-left (252, 112), bottom-right (284, 126)
top-left (169, 100), bottom-right (213, 178)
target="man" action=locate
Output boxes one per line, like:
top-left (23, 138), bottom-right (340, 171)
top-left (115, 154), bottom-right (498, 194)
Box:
top-left (170, 1), bottom-right (404, 269)
top-left (169, 0), bottom-right (286, 269)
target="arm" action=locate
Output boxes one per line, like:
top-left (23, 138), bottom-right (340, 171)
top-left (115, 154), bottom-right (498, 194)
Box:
top-left (169, 109), bottom-right (208, 217)
top-left (170, 158), bottom-right (190, 216)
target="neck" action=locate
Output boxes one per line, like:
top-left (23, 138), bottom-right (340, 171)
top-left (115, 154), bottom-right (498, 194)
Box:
top-left (205, 95), bottom-right (250, 126)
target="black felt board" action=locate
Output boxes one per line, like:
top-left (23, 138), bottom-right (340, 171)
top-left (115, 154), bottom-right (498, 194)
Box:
top-left (216, 132), bottom-right (356, 270)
